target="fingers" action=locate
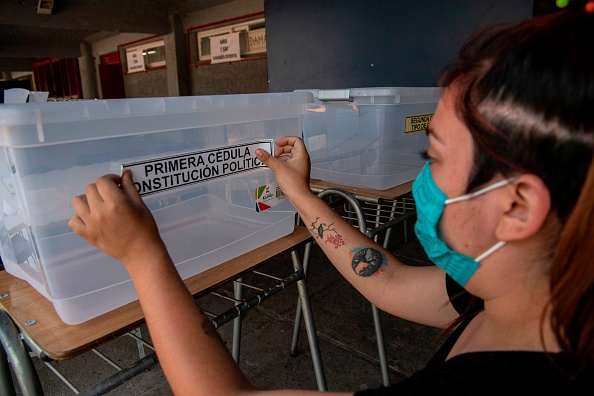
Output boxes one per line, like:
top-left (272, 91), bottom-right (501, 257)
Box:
top-left (67, 214), bottom-right (86, 234)
top-left (69, 194), bottom-right (90, 236)
top-left (274, 145), bottom-right (292, 157)
top-left (87, 172), bottom-right (143, 206)
top-left (95, 174), bottom-right (125, 201)
top-left (81, 174), bottom-right (119, 208)
top-left (256, 138), bottom-right (303, 168)
top-left (256, 136), bottom-right (311, 169)
top-left (71, 193), bottom-right (90, 217)
top-left (84, 183), bottom-right (103, 207)
top-left (70, 173), bottom-right (130, 235)
top-left (255, 147), bottom-right (277, 168)
top-left (120, 170), bottom-right (144, 205)
top-left (275, 136), bottom-right (308, 158)
top-left (276, 136), bottom-right (304, 148)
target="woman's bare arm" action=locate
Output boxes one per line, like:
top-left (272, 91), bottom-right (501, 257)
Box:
top-left (69, 172), bottom-right (353, 396)
top-left (255, 137), bottom-right (456, 328)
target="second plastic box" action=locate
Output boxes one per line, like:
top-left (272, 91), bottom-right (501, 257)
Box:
top-left (298, 87), bottom-right (441, 190)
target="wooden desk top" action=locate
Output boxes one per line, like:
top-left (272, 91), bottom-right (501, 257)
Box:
top-left (309, 179), bottom-right (413, 202)
top-left (0, 226), bottom-right (313, 360)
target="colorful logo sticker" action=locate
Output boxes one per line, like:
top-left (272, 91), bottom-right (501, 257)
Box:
top-left (255, 182), bottom-right (285, 212)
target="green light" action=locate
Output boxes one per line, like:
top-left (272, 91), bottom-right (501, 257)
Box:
top-left (556, 0), bottom-right (570, 8)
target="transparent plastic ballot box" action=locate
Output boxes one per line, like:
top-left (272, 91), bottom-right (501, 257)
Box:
top-left (296, 87), bottom-right (442, 190)
top-left (0, 92), bottom-right (312, 324)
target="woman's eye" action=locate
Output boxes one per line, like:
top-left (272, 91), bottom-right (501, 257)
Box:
top-left (419, 149), bottom-right (432, 160)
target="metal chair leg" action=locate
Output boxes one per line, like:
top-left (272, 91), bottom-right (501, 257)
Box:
top-left (372, 304), bottom-right (390, 386)
top-left (0, 336), bottom-right (16, 396)
top-left (232, 278), bottom-right (244, 362)
top-left (290, 298), bottom-right (303, 357)
top-left (290, 241), bottom-right (311, 356)
top-left (132, 327), bottom-right (146, 359)
top-left (0, 310), bottom-right (44, 395)
top-left (291, 246), bottom-right (327, 391)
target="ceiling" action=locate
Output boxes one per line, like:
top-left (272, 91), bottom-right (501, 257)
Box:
top-left (0, 0), bottom-right (235, 72)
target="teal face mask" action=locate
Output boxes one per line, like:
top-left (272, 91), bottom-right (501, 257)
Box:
top-left (412, 161), bottom-right (514, 286)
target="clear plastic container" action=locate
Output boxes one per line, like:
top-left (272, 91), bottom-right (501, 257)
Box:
top-left (0, 92), bottom-right (312, 324)
top-left (298, 87), bottom-right (441, 190)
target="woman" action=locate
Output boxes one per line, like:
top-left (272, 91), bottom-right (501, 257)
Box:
top-left (69, 8), bottom-right (593, 395)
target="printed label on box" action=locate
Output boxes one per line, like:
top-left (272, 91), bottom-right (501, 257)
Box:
top-left (404, 113), bottom-right (434, 133)
top-left (255, 182), bottom-right (285, 212)
top-left (122, 140), bottom-right (273, 196)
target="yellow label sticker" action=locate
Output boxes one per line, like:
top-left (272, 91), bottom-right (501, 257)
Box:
top-left (404, 113), bottom-right (434, 133)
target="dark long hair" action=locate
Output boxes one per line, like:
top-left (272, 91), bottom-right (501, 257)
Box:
top-left (441, 9), bottom-right (594, 376)
top-left (550, 157), bottom-right (594, 375)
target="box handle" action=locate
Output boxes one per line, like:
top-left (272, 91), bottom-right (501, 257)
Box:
top-left (318, 89), bottom-right (352, 102)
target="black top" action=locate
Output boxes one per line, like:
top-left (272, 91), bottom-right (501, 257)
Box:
top-left (353, 275), bottom-right (590, 395)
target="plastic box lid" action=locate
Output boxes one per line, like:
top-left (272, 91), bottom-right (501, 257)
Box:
top-left (0, 91), bottom-right (313, 148)
top-left (297, 87), bottom-right (442, 105)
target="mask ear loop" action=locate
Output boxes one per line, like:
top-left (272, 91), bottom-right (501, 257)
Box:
top-left (445, 177), bottom-right (517, 205)
top-left (445, 176), bottom-right (516, 263)
top-left (474, 240), bottom-right (507, 262)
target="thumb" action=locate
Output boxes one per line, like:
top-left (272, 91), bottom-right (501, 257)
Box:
top-left (120, 170), bottom-right (144, 204)
top-left (255, 148), bottom-right (279, 170)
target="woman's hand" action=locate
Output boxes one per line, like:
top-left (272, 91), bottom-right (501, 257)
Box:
top-left (255, 136), bottom-right (313, 203)
top-left (68, 171), bottom-right (166, 272)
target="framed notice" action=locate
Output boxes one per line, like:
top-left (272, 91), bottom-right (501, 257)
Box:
top-left (126, 48), bottom-right (145, 73)
top-left (210, 32), bottom-right (241, 64)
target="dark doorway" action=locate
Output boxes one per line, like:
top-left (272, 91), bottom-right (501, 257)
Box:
top-left (99, 52), bottom-right (126, 99)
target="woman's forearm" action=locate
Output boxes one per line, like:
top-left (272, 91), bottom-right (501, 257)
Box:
top-left (288, 190), bottom-right (401, 304)
top-left (125, 248), bottom-right (254, 396)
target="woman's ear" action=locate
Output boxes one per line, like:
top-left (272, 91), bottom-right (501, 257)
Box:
top-left (495, 174), bottom-right (551, 241)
